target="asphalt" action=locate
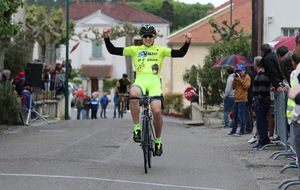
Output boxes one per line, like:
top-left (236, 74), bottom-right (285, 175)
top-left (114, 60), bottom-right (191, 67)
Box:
top-left (2, 105), bottom-right (300, 190)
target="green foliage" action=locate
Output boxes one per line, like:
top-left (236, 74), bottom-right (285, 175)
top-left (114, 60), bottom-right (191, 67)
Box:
top-left (182, 19), bottom-right (252, 108)
top-left (0, 85), bottom-right (20, 125)
top-left (198, 35), bottom-right (251, 108)
top-left (163, 93), bottom-right (184, 113)
top-left (183, 65), bottom-right (198, 88)
top-left (129, 0), bottom-right (213, 32)
top-left (0, 0), bottom-right (23, 40)
top-left (182, 106), bottom-right (191, 119)
top-left (103, 78), bottom-right (119, 93)
top-left (25, 5), bottom-right (76, 64)
top-left (4, 31), bottom-right (33, 76)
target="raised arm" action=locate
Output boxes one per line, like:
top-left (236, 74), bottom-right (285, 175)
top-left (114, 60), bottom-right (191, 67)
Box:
top-left (171, 33), bottom-right (192, 57)
top-left (102, 28), bottom-right (124, 56)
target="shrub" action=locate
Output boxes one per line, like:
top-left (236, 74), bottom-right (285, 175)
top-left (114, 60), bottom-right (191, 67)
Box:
top-left (163, 93), bottom-right (184, 114)
top-left (0, 84), bottom-right (20, 125)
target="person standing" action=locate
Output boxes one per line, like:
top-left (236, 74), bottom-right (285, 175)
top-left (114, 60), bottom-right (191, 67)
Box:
top-left (113, 92), bottom-right (119, 119)
top-left (100, 92), bottom-right (109, 119)
top-left (223, 67), bottom-right (235, 128)
top-left (252, 56), bottom-right (272, 149)
top-left (82, 93), bottom-right (91, 120)
top-left (90, 95), bottom-right (99, 119)
top-left (228, 64), bottom-right (251, 136)
top-left (103, 24), bottom-right (191, 156)
top-left (75, 90), bottom-right (84, 120)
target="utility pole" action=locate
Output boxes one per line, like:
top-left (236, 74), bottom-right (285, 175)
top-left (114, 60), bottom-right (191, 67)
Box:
top-left (65, 0), bottom-right (70, 120)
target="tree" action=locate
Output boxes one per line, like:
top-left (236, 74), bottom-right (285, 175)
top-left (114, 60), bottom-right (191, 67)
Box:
top-left (183, 19), bottom-right (251, 108)
top-left (25, 5), bottom-right (76, 65)
top-left (4, 31), bottom-right (34, 76)
top-left (0, 0), bottom-right (24, 71)
top-left (108, 23), bottom-right (141, 82)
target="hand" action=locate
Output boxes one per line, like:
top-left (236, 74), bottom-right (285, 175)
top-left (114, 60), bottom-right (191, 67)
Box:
top-left (185, 33), bottom-right (192, 43)
top-left (102, 28), bottom-right (110, 39)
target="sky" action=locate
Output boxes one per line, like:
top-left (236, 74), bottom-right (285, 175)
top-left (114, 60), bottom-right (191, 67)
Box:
top-left (177, 0), bottom-right (228, 7)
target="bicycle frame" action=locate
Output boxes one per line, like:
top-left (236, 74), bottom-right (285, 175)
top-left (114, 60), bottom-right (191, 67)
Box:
top-left (127, 94), bottom-right (163, 173)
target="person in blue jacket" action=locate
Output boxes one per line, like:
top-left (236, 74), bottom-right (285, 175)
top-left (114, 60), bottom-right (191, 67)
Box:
top-left (100, 92), bottom-right (109, 118)
top-left (90, 95), bottom-right (99, 119)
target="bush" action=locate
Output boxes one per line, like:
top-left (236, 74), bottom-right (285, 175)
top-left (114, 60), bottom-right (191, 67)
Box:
top-left (0, 84), bottom-right (20, 125)
top-left (163, 93), bottom-right (184, 114)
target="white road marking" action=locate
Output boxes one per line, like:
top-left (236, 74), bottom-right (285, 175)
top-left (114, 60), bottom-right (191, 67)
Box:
top-left (0, 173), bottom-right (224, 190)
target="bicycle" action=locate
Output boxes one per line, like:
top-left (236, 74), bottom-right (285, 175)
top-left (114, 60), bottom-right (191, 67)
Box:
top-left (127, 94), bottom-right (164, 173)
top-left (118, 93), bottom-right (127, 118)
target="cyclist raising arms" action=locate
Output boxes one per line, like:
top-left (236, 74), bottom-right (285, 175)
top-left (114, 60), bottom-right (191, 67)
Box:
top-left (116, 73), bottom-right (131, 118)
top-left (103, 24), bottom-right (192, 156)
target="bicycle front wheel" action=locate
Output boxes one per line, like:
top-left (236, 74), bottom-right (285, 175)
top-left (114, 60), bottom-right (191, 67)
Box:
top-left (142, 119), bottom-right (150, 173)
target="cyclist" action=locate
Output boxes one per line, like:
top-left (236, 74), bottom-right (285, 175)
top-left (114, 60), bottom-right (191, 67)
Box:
top-left (103, 24), bottom-right (192, 156)
top-left (116, 73), bottom-right (131, 118)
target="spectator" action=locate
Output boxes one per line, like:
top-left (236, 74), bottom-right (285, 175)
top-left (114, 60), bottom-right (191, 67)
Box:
top-left (90, 93), bottom-right (99, 119)
top-left (252, 56), bottom-right (272, 150)
top-left (259, 43), bottom-right (284, 91)
top-left (190, 89), bottom-right (199, 105)
top-left (113, 92), bottom-right (119, 119)
top-left (83, 93), bottom-right (91, 119)
top-left (100, 92), bottom-right (109, 119)
top-left (1, 69), bottom-right (13, 92)
top-left (75, 90), bottom-right (84, 120)
top-left (223, 67), bottom-right (235, 128)
top-left (43, 65), bottom-right (51, 92)
top-left (228, 64), bottom-right (251, 136)
top-left (276, 45), bottom-right (294, 86)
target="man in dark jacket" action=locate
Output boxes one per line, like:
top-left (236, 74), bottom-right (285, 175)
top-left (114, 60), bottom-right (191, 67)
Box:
top-left (259, 43), bottom-right (284, 91)
top-left (276, 45), bottom-right (294, 86)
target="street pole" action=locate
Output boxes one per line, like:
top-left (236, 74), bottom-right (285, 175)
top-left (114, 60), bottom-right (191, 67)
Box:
top-left (64, 0), bottom-right (70, 120)
top-left (230, 0), bottom-right (232, 26)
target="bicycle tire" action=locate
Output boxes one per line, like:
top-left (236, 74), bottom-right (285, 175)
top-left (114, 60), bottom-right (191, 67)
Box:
top-left (118, 100), bottom-right (123, 118)
top-left (148, 123), bottom-right (153, 168)
top-left (142, 119), bottom-right (149, 173)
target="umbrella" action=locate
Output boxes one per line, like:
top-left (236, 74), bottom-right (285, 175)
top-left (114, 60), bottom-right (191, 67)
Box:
top-left (274, 36), bottom-right (296, 51)
top-left (213, 55), bottom-right (253, 67)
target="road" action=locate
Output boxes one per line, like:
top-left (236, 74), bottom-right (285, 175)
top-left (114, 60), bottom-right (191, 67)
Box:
top-left (0, 104), bottom-right (299, 190)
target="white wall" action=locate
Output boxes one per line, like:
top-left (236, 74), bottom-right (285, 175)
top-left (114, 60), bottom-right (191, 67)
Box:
top-left (264, 0), bottom-right (300, 42)
top-left (56, 11), bottom-right (170, 80)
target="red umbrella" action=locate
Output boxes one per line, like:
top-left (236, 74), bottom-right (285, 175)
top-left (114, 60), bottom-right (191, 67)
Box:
top-left (213, 55), bottom-right (253, 67)
top-left (274, 36), bottom-right (296, 51)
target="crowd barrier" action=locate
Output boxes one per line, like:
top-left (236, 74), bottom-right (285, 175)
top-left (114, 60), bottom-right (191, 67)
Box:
top-left (263, 90), bottom-right (300, 189)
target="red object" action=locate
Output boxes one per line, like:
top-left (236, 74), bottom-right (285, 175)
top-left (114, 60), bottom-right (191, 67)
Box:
top-left (230, 111), bottom-right (233, 119)
top-left (76, 90), bottom-right (84, 99)
top-left (184, 87), bottom-right (197, 101)
top-left (274, 36), bottom-right (296, 51)
top-left (213, 55), bottom-right (253, 67)
top-left (70, 41), bottom-right (80, 53)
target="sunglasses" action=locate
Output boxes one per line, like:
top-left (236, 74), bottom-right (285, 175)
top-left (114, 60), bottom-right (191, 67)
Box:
top-left (142, 35), bottom-right (154, 38)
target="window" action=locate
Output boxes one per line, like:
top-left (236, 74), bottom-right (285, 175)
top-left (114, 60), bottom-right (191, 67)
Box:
top-left (282, 28), bottom-right (300, 37)
top-left (92, 40), bottom-right (102, 58)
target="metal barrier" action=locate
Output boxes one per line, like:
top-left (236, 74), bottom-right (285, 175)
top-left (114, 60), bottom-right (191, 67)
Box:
top-left (269, 91), bottom-right (293, 159)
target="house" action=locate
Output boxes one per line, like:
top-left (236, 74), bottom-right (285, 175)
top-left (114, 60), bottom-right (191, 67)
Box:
top-left (57, 0), bottom-right (170, 96)
top-left (161, 0), bottom-right (252, 106)
top-left (263, 0), bottom-right (300, 42)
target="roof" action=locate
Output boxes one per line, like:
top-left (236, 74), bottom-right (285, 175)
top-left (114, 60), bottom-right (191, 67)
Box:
top-left (168, 0), bottom-right (252, 44)
top-left (67, 1), bottom-right (169, 23)
top-left (81, 65), bottom-right (112, 79)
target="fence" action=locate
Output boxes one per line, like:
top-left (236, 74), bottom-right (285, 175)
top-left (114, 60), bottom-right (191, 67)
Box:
top-left (262, 90), bottom-right (300, 189)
